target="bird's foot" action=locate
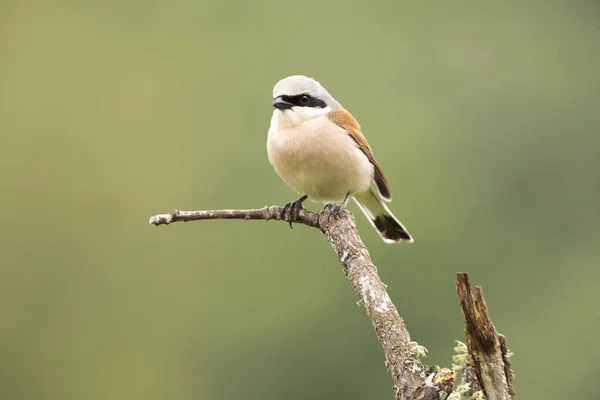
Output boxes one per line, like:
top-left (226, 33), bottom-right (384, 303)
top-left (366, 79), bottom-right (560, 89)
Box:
top-left (282, 195), bottom-right (308, 229)
top-left (323, 203), bottom-right (347, 222)
top-left (323, 193), bottom-right (351, 222)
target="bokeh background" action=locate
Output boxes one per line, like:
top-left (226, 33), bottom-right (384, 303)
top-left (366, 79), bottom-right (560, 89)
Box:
top-left (2, 1), bottom-right (599, 399)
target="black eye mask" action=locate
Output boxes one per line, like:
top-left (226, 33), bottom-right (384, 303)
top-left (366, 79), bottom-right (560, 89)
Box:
top-left (281, 94), bottom-right (327, 108)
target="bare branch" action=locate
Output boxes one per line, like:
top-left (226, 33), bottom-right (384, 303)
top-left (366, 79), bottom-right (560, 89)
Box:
top-left (148, 206), bottom-right (319, 227)
top-left (456, 273), bottom-right (515, 399)
top-left (149, 206), bottom-right (453, 399)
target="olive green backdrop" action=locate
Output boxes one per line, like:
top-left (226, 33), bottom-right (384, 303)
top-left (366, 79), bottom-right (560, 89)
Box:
top-left (1, 1), bottom-right (599, 399)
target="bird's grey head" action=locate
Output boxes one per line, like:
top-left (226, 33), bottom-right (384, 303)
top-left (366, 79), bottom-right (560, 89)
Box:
top-left (272, 75), bottom-right (339, 112)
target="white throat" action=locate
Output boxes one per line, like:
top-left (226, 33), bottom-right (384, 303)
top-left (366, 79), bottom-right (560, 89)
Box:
top-left (270, 106), bottom-right (332, 129)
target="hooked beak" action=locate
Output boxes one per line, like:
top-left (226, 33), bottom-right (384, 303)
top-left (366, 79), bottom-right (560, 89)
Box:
top-left (272, 96), bottom-right (293, 110)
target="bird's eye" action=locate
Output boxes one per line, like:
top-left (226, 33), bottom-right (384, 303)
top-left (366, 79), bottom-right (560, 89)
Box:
top-left (300, 95), bottom-right (310, 104)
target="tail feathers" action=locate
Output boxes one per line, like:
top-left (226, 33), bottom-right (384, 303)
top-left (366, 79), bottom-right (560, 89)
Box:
top-left (353, 189), bottom-right (414, 244)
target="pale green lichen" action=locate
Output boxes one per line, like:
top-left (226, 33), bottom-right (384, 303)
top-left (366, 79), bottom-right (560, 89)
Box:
top-left (447, 341), bottom-right (485, 400)
top-left (447, 382), bottom-right (471, 400)
top-left (447, 339), bottom-right (514, 399)
top-left (452, 340), bottom-right (468, 372)
top-left (447, 383), bottom-right (485, 400)
top-left (472, 391), bottom-right (485, 400)
top-left (410, 341), bottom-right (429, 359)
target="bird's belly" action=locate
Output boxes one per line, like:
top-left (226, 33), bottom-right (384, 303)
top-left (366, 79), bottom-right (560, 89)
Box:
top-left (267, 118), bottom-right (373, 203)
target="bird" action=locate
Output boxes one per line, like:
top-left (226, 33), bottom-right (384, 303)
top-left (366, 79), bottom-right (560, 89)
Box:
top-left (267, 75), bottom-right (413, 243)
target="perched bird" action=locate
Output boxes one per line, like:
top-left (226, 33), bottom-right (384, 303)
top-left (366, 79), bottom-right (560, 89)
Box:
top-left (267, 75), bottom-right (413, 243)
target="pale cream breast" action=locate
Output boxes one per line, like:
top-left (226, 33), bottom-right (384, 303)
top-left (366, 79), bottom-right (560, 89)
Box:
top-left (267, 114), bottom-right (374, 203)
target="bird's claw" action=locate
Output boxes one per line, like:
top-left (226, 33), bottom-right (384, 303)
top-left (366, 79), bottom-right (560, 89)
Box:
top-left (282, 199), bottom-right (305, 228)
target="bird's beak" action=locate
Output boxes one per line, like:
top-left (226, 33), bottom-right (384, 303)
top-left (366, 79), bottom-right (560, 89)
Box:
top-left (272, 96), bottom-right (293, 110)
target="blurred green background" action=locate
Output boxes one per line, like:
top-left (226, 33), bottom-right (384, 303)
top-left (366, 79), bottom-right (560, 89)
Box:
top-left (1, 1), bottom-right (599, 399)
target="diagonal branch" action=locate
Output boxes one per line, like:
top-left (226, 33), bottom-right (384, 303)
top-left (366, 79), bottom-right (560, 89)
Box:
top-left (149, 206), bottom-right (453, 400)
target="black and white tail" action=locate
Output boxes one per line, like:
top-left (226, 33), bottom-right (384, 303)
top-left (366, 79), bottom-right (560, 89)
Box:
top-left (353, 189), bottom-right (413, 243)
